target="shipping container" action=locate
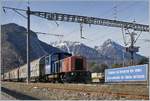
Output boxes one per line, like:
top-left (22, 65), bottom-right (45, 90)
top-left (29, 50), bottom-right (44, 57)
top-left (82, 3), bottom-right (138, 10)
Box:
top-left (4, 72), bottom-right (10, 80)
top-left (9, 68), bottom-right (19, 80)
top-left (30, 58), bottom-right (40, 78)
top-left (19, 64), bottom-right (27, 80)
top-left (19, 57), bottom-right (45, 81)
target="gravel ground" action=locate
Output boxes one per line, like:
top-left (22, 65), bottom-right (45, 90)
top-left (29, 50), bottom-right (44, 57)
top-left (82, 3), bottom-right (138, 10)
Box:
top-left (1, 92), bottom-right (16, 100)
top-left (1, 82), bottom-right (149, 100)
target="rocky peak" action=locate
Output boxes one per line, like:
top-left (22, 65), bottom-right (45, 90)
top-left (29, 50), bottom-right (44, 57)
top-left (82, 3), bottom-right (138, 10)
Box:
top-left (1, 23), bottom-right (61, 73)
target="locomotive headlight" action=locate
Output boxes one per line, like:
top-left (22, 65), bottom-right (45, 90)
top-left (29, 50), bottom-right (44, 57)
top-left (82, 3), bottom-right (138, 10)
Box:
top-left (71, 72), bottom-right (74, 75)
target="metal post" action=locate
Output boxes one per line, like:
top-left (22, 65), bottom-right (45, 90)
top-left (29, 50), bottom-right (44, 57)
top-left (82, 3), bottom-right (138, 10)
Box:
top-left (122, 49), bottom-right (125, 67)
top-left (26, 7), bottom-right (30, 84)
top-left (131, 51), bottom-right (134, 65)
top-left (80, 23), bottom-right (83, 38)
top-left (148, 57), bottom-right (149, 89)
top-left (2, 58), bottom-right (4, 80)
top-left (130, 32), bottom-right (135, 65)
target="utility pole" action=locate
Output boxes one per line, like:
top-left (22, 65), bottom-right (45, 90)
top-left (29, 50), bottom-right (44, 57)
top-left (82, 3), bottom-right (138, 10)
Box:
top-left (147, 56), bottom-right (149, 88)
top-left (2, 58), bottom-right (4, 80)
top-left (122, 49), bottom-right (125, 67)
top-left (2, 6), bottom-right (149, 78)
top-left (125, 32), bottom-right (139, 65)
top-left (130, 32), bottom-right (136, 65)
top-left (26, 6), bottom-right (30, 84)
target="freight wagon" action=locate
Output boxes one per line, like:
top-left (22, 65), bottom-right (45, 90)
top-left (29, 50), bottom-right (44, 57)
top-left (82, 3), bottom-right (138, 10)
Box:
top-left (9, 68), bottom-right (19, 81)
top-left (18, 57), bottom-right (45, 82)
top-left (3, 72), bottom-right (10, 81)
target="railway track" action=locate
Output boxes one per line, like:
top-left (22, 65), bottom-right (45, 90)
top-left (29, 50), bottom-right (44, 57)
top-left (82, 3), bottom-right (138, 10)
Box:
top-left (2, 82), bottom-right (149, 100)
top-left (26, 82), bottom-right (149, 100)
top-left (34, 84), bottom-right (149, 100)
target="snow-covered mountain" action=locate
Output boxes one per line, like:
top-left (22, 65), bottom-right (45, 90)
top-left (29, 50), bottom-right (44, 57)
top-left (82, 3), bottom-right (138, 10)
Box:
top-left (51, 39), bottom-right (144, 66)
top-left (51, 40), bottom-right (113, 67)
top-left (51, 41), bottom-right (108, 61)
top-left (1, 23), bottom-right (145, 73)
top-left (95, 39), bottom-right (144, 64)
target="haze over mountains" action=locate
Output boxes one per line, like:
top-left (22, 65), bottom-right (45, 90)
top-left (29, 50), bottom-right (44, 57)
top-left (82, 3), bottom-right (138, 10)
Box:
top-left (1, 23), bottom-right (145, 73)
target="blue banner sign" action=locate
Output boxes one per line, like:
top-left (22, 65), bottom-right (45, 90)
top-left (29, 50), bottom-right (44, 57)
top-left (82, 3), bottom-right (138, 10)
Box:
top-left (105, 64), bottom-right (148, 82)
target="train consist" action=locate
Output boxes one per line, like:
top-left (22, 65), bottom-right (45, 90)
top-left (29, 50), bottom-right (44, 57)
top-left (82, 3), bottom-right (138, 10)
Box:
top-left (2, 52), bottom-right (91, 83)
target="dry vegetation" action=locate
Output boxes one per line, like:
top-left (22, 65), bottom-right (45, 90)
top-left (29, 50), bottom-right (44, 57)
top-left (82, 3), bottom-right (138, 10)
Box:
top-left (1, 82), bottom-right (149, 100)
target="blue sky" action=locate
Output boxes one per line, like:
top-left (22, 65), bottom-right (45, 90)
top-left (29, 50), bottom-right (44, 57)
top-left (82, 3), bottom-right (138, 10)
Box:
top-left (1, 0), bottom-right (150, 57)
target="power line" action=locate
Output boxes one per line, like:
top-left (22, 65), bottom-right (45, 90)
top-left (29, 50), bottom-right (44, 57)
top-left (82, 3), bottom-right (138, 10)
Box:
top-left (113, 3), bottom-right (118, 20)
top-left (104, 2), bottom-right (140, 19)
top-left (82, 2), bottom-right (147, 45)
top-left (123, 5), bottom-right (148, 24)
top-left (3, 6), bottom-right (149, 70)
top-left (13, 9), bottom-right (27, 19)
top-left (100, 2), bottom-right (122, 18)
top-left (88, 29), bottom-right (119, 42)
top-left (35, 32), bottom-right (64, 37)
top-left (138, 39), bottom-right (150, 43)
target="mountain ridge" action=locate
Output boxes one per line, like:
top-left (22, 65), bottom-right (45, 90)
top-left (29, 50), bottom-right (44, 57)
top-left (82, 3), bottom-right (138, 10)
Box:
top-left (51, 39), bottom-right (145, 66)
top-left (1, 23), bottom-right (62, 73)
top-left (1, 23), bottom-right (145, 73)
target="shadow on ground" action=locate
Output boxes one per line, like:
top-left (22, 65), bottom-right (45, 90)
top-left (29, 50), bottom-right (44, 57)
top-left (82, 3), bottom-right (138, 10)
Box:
top-left (1, 87), bottom-right (39, 100)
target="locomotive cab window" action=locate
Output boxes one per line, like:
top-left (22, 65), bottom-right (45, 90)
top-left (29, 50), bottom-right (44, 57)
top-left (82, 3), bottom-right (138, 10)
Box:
top-left (75, 58), bottom-right (83, 70)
